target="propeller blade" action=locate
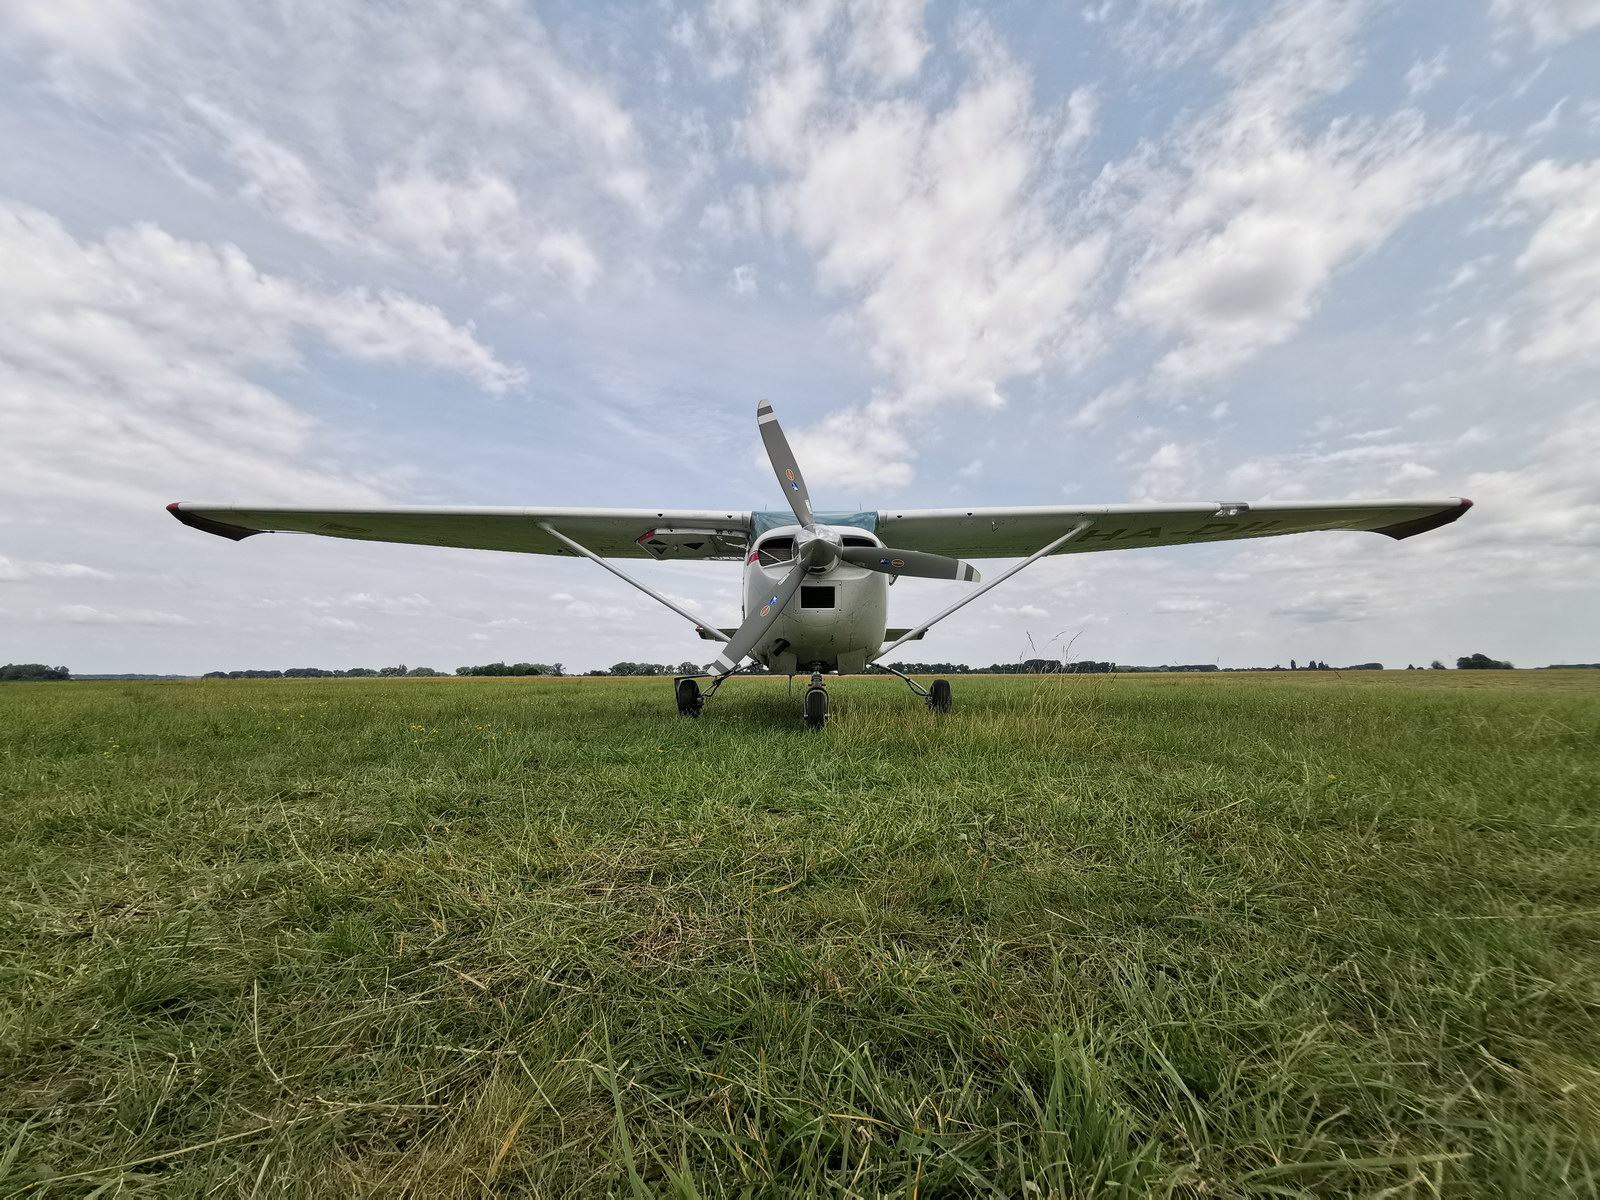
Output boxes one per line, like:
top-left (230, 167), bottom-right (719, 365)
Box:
top-left (757, 400), bottom-right (815, 528)
top-left (841, 546), bottom-right (982, 583)
top-left (712, 560), bottom-right (808, 673)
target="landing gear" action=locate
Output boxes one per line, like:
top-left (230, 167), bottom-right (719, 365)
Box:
top-left (876, 661), bottom-right (953, 714)
top-left (803, 667), bottom-right (829, 730)
top-left (675, 677), bottom-right (704, 717)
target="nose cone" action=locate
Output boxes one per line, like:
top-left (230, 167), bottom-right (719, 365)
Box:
top-left (797, 527), bottom-right (841, 569)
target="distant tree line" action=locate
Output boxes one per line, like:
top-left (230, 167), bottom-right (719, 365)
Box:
top-left (866, 653), bottom-right (1534, 674)
top-left (454, 662), bottom-right (564, 677)
top-left (196, 661), bottom-right (700, 678)
top-left (1456, 653), bottom-right (1513, 670)
top-left (202, 665), bottom-right (446, 679)
top-left (0, 663), bottom-right (70, 681)
top-left (872, 659), bottom-right (1120, 675)
top-left (583, 662), bottom-right (717, 676)
top-left (33, 649), bottom-right (1558, 684)
top-left (187, 651), bottom-right (1531, 680)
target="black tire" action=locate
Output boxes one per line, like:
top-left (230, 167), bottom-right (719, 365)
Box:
top-left (926, 679), bottom-right (952, 713)
top-left (803, 687), bottom-right (828, 730)
top-left (675, 678), bottom-right (703, 717)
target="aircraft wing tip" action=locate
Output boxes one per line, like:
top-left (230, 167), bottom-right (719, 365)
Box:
top-left (1373, 497), bottom-right (1473, 541)
top-left (167, 502), bottom-right (265, 542)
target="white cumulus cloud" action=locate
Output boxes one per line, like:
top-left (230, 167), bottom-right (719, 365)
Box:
top-left (1492, 0), bottom-right (1600, 45)
top-left (0, 203), bottom-right (518, 508)
top-left (1505, 157), bottom-right (1600, 369)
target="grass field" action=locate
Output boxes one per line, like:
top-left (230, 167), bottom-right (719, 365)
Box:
top-left (2, 671), bottom-right (1598, 1196)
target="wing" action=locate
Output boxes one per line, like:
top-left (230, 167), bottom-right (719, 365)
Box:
top-left (167, 503), bottom-right (753, 560)
top-left (876, 498), bottom-right (1472, 559)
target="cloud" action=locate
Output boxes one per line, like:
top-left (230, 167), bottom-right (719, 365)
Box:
top-left (4, 1), bottom-right (658, 285)
top-left (341, 593), bottom-right (433, 616)
top-left (707, 0), bottom-right (1493, 483)
top-left (841, 0), bottom-right (930, 86)
top-left (1492, 0), bottom-right (1600, 46)
top-left (1108, 0), bottom-right (1496, 380)
top-left (0, 0), bottom-right (144, 76)
top-left (1505, 157), bottom-right (1600, 369)
top-left (1405, 51), bottom-right (1449, 97)
top-left (706, 8), bottom-right (1104, 487)
top-left (1220, 437), bottom-right (1463, 500)
top-left (787, 406), bottom-right (915, 491)
top-left (0, 556), bottom-right (113, 582)
top-left (308, 615), bottom-right (363, 632)
top-left (1131, 441), bottom-right (1205, 499)
top-left (1086, 0), bottom-right (1236, 72)
top-left (986, 602), bottom-right (1049, 618)
top-left (560, 600), bottom-right (642, 623)
top-left (728, 263), bottom-right (759, 296)
top-left (52, 604), bottom-right (190, 626)
top-left (773, 64), bottom-right (1105, 415)
top-left (368, 167), bottom-right (521, 265)
top-left (1458, 402), bottom-right (1600, 556)
top-left (183, 98), bottom-right (357, 251)
top-left (1268, 592), bottom-right (1374, 623)
top-left (0, 203), bottom-right (517, 507)
top-left (1150, 596), bottom-right (1225, 621)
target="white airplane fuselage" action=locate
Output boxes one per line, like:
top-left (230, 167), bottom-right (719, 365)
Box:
top-left (742, 523), bottom-right (888, 675)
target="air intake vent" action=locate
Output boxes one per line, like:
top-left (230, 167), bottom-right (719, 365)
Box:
top-left (799, 586), bottom-right (836, 609)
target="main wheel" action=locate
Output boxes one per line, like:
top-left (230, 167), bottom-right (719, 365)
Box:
top-left (675, 677), bottom-right (703, 717)
top-left (803, 686), bottom-right (828, 730)
top-left (926, 679), bottom-right (952, 713)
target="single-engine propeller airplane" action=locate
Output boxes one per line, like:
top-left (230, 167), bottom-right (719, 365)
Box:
top-left (170, 400), bottom-right (1472, 727)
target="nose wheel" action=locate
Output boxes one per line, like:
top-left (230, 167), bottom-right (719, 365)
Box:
top-left (803, 668), bottom-right (829, 730)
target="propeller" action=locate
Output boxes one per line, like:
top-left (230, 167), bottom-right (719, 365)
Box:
top-left (840, 546), bottom-right (981, 582)
top-left (757, 399), bottom-right (814, 528)
top-left (711, 400), bottom-right (978, 674)
top-left (712, 560), bottom-right (808, 674)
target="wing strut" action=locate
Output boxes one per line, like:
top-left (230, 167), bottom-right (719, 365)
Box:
top-left (874, 521), bottom-right (1095, 661)
top-left (536, 523), bottom-right (731, 643)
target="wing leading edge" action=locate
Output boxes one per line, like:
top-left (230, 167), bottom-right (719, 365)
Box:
top-left (168, 497), bottom-right (1471, 561)
top-left (875, 498), bottom-right (1472, 559)
top-left (166, 503), bottom-right (753, 560)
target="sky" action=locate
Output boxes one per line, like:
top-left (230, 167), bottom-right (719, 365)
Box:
top-left (1, 0), bottom-right (1597, 675)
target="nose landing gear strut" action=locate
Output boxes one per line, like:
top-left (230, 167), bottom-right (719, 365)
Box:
top-left (803, 665), bottom-right (829, 730)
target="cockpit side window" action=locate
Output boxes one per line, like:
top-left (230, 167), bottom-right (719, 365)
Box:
top-left (756, 535), bottom-right (795, 566)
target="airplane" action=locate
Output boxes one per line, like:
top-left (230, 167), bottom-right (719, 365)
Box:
top-left (169, 400), bottom-right (1472, 728)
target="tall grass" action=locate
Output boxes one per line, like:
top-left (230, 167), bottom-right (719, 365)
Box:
top-left (1, 672), bottom-right (1597, 1195)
